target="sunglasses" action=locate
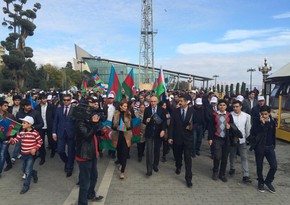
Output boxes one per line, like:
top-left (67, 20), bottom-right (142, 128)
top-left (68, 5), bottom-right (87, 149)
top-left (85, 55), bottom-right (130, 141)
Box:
top-left (63, 99), bottom-right (71, 102)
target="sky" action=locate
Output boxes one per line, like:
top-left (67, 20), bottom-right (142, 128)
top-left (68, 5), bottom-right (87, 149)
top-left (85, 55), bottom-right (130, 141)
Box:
top-left (1, 0), bottom-right (290, 88)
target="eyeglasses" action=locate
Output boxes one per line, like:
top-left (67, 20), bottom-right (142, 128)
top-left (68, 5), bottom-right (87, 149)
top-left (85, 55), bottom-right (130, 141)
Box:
top-left (63, 99), bottom-right (71, 102)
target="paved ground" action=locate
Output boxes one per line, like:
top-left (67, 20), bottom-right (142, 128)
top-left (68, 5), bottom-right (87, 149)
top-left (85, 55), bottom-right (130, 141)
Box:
top-left (0, 139), bottom-right (290, 205)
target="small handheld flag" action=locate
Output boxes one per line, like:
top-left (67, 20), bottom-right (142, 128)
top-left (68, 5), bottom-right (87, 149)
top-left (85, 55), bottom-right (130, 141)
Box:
top-left (118, 118), bottom-right (127, 131)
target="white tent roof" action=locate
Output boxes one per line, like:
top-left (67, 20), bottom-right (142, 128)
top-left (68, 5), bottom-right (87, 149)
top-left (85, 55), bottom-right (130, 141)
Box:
top-left (268, 63), bottom-right (290, 79)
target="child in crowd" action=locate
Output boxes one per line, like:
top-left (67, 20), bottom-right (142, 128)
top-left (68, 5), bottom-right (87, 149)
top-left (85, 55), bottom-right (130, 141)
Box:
top-left (9, 116), bottom-right (43, 194)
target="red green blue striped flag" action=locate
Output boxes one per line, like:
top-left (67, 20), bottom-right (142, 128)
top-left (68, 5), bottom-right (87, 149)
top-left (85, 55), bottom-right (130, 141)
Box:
top-left (152, 113), bottom-right (163, 124)
top-left (81, 76), bottom-right (87, 93)
top-left (118, 118), bottom-right (127, 131)
top-left (0, 117), bottom-right (22, 140)
top-left (122, 69), bottom-right (136, 99)
top-left (107, 65), bottom-right (122, 102)
top-left (92, 74), bottom-right (102, 84)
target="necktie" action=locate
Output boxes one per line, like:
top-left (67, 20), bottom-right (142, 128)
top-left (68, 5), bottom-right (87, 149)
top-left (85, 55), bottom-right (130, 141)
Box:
top-left (153, 108), bottom-right (156, 114)
top-left (182, 109), bottom-right (185, 121)
top-left (64, 106), bottom-right (68, 116)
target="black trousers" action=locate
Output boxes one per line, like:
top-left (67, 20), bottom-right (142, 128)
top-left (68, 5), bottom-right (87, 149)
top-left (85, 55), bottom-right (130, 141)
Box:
top-left (146, 136), bottom-right (162, 173)
top-left (212, 136), bottom-right (230, 176)
top-left (39, 129), bottom-right (56, 160)
top-left (173, 142), bottom-right (192, 182)
top-left (255, 145), bottom-right (277, 184)
top-left (137, 142), bottom-right (145, 158)
top-left (117, 133), bottom-right (129, 173)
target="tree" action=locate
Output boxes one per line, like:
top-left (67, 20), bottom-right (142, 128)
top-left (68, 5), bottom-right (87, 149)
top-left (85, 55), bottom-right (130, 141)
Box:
top-left (241, 82), bottom-right (246, 96)
top-left (225, 84), bottom-right (229, 95)
top-left (230, 84), bottom-right (234, 96)
top-left (236, 82), bottom-right (240, 95)
top-left (221, 84), bottom-right (224, 93)
top-left (1, 0), bottom-right (41, 92)
top-left (217, 84), bottom-right (220, 93)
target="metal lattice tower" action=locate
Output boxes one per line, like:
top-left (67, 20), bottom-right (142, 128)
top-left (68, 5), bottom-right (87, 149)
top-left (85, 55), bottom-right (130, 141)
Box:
top-left (139, 0), bottom-right (157, 85)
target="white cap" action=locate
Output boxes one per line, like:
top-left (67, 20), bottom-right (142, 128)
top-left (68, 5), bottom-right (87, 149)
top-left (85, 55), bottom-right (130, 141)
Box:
top-left (102, 94), bottom-right (107, 98)
top-left (236, 95), bottom-right (244, 102)
top-left (169, 95), bottom-right (174, 99)
top-left (108, 93), bottom-right (115, 99)
top-left (71, 99), bottom-right (78, 104)
top-left (131, 97), bottom-right (136, 101)
top-left (190, 90), bottom-right (196, 94)
top-left (210, 97), bottom-right (218, 104)
top-left (47, 95), bottom-right (52, 100)
top-left (19, 116), bottom-right (34, 125)
top-left (89, 90), bottom-right (94, 94)
top-left (258, 96), bottom-right (265, 101)
top-left (195, 98), bottom-right (203, 105)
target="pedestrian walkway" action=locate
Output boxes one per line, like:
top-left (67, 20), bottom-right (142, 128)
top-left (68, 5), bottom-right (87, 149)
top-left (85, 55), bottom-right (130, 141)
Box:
top-left (0, 140), bottom-right (289, 205)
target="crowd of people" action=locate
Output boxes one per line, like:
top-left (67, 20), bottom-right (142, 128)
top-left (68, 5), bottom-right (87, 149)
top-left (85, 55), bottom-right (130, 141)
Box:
top-left (0, 87), bottom-right (278, 205)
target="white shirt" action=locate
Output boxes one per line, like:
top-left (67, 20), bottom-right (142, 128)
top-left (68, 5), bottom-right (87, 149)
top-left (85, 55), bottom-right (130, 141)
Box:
top-left (107, 104), bottom-right (115, 121)
top-left (231, 111), bottom-right (251, 144)
top-left (41, 103), bottom-right (48, 129)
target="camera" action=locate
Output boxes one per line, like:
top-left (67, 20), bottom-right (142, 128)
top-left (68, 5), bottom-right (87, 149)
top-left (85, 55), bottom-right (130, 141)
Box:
top-left (71, 103), bottom-right (105, 122)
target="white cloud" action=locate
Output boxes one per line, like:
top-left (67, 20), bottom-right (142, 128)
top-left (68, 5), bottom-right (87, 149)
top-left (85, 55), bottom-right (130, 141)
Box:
top-left (273, 12), bottom-right (290, 19)
top-left (222, 28), bottom-right (284, 41)
top-left (177, 30), bottom-right (290, 54)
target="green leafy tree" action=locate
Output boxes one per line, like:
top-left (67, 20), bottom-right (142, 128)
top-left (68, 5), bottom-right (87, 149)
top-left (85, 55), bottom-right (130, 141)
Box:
top-left (236, 82), bottom-right (240, 95)
top-left (217, 84), bottom-right (220, 93)
top-left (1, 0), bottom-right (41, 92)
top-left (221, 84), bottom-right (224, 93)
top-left (212, 85), bottom-right (216, 92)
top-left (230, 84), bottom-right (234, 95)
top-left (241, 82), bottom-right (246, 96)
top-left (225, 84), bottom-right (229, 95)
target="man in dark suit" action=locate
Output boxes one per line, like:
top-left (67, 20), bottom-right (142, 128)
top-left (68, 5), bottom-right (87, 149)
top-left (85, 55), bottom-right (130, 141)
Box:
top-left (168, 94), bottom-right (195, 188)
top-left (243, 91), bottom-right (258, 115)
top-left (35, 94), bottom-right (56, 165)
top-left (143, 96), bottom-right (166, 176)
top-left (52, 94), bottom-right (75, 177)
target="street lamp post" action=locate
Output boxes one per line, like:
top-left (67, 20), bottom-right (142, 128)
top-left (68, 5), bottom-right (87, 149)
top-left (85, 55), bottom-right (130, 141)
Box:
top-left (77, 60), bottom-right (85, 79)
top-left (247, 68), bottom-right (256, 91)
top-left (187, 76), bottom-right (192, 91)
top-left (213, 75), bottom-right (219, 88)
top-left (258, 58), bottom-right (272, 96)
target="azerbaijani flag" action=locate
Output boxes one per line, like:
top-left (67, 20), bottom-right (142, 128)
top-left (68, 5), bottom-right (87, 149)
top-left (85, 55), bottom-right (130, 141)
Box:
top-left (152, 113), bottom-right (163, 125)
top-left (92, 74), bottom-right (102, 84)
top-left (118, 118), bottom-right (127, 131)
top-left (92, 84), bottom-right (105, 92)
top-left (99, 120), bottom-right (116, 151)
top-left (122, 69), bottom-right (136, 99)
top-left (0, 117), bottom-right (22, 140)
top-left (81, 76), bottom-right (87, 93)
top-left (131, 117), bottom-right (141, 144)
top-left (156, 68), bottom-right (166, 102)
top-left (107, 65), bottom-right (122, 102)
top-left (152, 78), bottom-right (157, 91)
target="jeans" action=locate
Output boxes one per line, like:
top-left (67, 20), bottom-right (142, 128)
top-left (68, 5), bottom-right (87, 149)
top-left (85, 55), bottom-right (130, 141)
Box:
top-left (12, 140), bottom-right (21, 158)
top-left (78, 159), bottom-right (98, 205)
top-left (229, 143), bottom-right (249, 177)
top-left (193, 125), bottom-right (204, 154)
top-left (21, 154), bottom-right (37, 188)
top-left (0, 140), bottom-right (9, 173)
top-left (255, 145), bottom-right (277, 184)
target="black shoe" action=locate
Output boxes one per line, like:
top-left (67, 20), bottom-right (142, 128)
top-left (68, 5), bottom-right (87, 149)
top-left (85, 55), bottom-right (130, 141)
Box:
top-left (146, 172), bottom-right (152, 177)
top-left (175, 168), bottom-right (181, 175)
top-left (114, 160), bottom-right (120, 165)
top-left (99, 152), bottom-right (103, 158)
top-left (219, 175), bottom-right (228, 182)
top-left (138, 157), bottom-right (142, 162)
top-left (66, 172), bottom-right (72, 177)
top-left (127, 154), bottom-right (131, 159)
top-left (242, 176), bottom-right (252, 183)
top-left (33, 174), bottom-right (38, 183)
top-left (4, 164), bottom-right (12, 172)
top-left (39, 159), bottom-right (45, 165)
top-left (212, 172), bottom-right (218, 181)
top-left (88, 195), bottom-right (104, 201)
top-left (229, 169), bottom-right (235, 176)
top-left (196, 151), bottom-right (200, 156)
top-left (265, 182), bottom-right (276, 193)
top-left (191, 153), bottom-right (196, 158)
top-left (186, 181), bottom-right (193, 188)
top-left (50, 151), bottom-right (55, 158)
top-left (153, 166), bottom-right (159, 172)
top-left (111, 154), bottom-right (116, 159)
top-left (161, 156), bottom-right (167, 162)
top-left (20, 186), bottom-right (29, 194)
top-left (210, 154), bottom-right (214, 159)
top-left (258, 182), bottom-right (265, 192)
top-left (76, 181), bottom-right (79, 185)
